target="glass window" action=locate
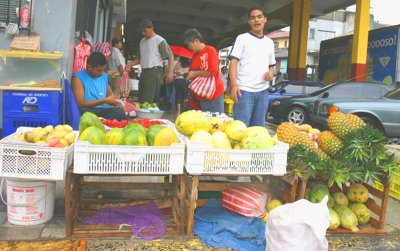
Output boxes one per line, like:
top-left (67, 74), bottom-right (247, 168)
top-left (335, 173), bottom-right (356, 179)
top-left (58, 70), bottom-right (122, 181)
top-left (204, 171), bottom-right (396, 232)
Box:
top-left (305, 86), bottom-right (322, 94)
top-left (327, 84), bottom-right (359, 98)
top-left (0, 0), bottom-right (19, 25)
top-left (359, 85), bottom-right (386, 98)
top-left (284, 84), bottom-right (303, 94)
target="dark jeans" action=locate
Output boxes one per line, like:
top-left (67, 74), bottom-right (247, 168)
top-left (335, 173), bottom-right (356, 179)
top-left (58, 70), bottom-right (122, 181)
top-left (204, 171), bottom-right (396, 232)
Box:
top-left (79, 107), bottom-right (127, 120)
top-left (174, 78), bottom-right (189, 105)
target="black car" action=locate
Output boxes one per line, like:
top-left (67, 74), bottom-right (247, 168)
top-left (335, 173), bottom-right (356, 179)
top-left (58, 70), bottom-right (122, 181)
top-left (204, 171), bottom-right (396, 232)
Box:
top-left (268, 80), bottom-right (326, 107)
top-left (269, 81), bottom-right (394, 125)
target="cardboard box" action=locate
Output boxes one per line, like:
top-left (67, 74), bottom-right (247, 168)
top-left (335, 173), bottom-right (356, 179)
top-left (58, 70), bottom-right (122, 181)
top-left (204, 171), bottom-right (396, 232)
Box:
top-left (10, 36), bottom-right (40, 51)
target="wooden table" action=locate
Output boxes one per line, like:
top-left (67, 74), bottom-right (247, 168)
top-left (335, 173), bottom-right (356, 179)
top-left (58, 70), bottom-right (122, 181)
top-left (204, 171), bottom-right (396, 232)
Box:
top-left (65, 166), bottom-right (186, 238)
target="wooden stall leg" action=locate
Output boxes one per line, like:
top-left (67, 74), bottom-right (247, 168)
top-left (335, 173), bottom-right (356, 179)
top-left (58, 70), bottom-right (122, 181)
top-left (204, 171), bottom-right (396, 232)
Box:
top-left (65, 166), bottom-right (73, 238)
top-left (297, 177), bottom-right (308, 200)
top-left (187, 175), bottom-right (199, 235)
top-left (379, 177), bottom-right (390, 229)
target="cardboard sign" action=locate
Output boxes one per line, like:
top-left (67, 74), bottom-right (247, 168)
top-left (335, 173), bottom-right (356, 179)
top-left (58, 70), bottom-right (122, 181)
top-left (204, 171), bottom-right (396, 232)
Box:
top-left (10, 36), bottom-right (40, 51)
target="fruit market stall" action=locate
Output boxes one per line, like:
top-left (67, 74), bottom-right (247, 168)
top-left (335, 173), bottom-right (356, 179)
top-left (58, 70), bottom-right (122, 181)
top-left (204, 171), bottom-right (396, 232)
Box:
top-left (65, 112), bottom-right (186, 238)
top-left (275, 112), bottom-right (399, 234)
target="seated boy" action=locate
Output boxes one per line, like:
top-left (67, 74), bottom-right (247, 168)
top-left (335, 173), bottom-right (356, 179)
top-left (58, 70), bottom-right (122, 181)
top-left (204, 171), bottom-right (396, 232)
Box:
top-left (72, 52), bottom-right (127, 120)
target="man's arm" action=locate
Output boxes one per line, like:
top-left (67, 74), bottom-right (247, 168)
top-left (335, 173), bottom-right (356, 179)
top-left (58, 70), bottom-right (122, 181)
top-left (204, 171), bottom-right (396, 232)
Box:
top-left (164, 55), bottom-right (174, 83)
top-left (71, 76), bottom-right (120, 108)
top-left (264, 66), bottom-right (274, 81)
top-left (229, 59), bottom-right (241, 103)
top-left (185, 70), bottom-right (212, 81)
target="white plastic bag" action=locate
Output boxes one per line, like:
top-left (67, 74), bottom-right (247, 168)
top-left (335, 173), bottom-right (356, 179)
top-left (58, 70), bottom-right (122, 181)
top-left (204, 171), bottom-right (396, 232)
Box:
top-left (266, 196), bottom-right (330, 251)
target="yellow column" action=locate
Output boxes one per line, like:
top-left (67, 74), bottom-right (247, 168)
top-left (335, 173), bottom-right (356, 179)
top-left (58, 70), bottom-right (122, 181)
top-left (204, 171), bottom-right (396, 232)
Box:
top-left (351, 0), bottom-right (370, 82)
top-left (288, 0), bottom-right (310, 80)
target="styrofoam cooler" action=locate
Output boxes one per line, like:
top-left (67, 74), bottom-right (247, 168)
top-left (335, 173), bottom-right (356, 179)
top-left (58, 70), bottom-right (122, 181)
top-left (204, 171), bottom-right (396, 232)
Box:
top-left (3, 179), bottom-right (56, 225)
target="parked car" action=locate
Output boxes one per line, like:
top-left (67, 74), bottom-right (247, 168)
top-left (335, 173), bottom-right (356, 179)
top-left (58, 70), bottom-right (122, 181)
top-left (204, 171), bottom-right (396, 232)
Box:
top-left (267, 80), bottom-right (325, 107)
top-left (310, 88), bottom-right (400, 137)
top-left (269, 81), bottom-right (394, 125)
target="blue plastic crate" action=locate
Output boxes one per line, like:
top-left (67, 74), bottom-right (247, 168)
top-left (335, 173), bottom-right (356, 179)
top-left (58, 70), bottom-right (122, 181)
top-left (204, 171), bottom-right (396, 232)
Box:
top-left (2, 91), bottom-right (63, 138)
top-left (2, 115), bottom-right (62, 138)
top-left (3, 90), bottom-right (62, 116)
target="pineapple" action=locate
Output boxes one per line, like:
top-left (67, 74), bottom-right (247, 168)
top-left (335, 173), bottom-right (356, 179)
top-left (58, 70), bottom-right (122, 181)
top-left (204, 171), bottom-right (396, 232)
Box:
top-left (317, 131), bottom-right (344, 158)
top-left (277, 122), bottom-right (301, 148)
top-left (277, 122), bottom-right (316, 152)
top-left (315, 148), bottom-right (330, 161)
top-left (346, 114), bottom-right (366, 130)
top-left (328, 112), bottom-right (355, 139)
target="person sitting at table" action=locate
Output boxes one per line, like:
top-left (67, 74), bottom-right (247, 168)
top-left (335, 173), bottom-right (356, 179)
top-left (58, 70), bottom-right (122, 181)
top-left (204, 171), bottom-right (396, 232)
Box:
top-left (72, 52), bottom-right (127, 120)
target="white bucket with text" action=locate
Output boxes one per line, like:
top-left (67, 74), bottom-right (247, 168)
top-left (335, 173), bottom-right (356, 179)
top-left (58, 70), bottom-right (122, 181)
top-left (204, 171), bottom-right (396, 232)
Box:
top-left (4, 179), bottom-right (55, 225)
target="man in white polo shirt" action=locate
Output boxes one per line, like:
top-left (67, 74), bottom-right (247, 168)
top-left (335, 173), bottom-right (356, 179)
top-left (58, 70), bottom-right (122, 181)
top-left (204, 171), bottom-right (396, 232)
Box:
top-left (228, 7), bottom-right (276, 126)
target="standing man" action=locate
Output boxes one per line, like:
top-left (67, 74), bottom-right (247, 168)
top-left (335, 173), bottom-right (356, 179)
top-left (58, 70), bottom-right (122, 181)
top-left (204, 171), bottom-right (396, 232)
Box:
top-left (228, 7), bottom-right (276, 126)
top-left (221, 65), bottom-right (229, 92)
top-left (130, 19), bottom-right (174, 103)
top-left (108, 36), bottom-right (127, 97)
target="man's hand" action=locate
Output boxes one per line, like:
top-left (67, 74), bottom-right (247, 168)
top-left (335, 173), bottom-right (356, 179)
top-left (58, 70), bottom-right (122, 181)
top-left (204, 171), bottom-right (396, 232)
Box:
top-left (105, 95), bottom-right (123, 108)
top-left (164, 71), bottom-right (173, 84)
top-left (108, 70), bottom-right (117, 78)
top-left (230, 84), bottom-right (241, 103)
top-left (185, 71), bottom-right (195, 81)
top-left (264, 69), bottom-right (274, 81)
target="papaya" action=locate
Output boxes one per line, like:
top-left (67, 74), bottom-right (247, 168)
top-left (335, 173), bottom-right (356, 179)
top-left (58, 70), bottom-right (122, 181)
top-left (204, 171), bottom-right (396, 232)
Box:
top-left (123, 122), bottom-right (146, 136)
top-left (105, 128), bottom-right (124, 145)
top-left (79, 126), bottom-right (106, 145)
top-left (79, 112), bottom-right (105, 134)
top-left (153, 127), bottom-right (179, 146)
top-left (146, 124), bottom-right (164, 146)
top-left (124, 130), bottom-right (147, 146)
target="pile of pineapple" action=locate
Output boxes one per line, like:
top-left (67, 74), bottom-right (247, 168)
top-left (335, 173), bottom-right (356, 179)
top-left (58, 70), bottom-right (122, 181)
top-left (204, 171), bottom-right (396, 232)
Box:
top-left (277, 112), bottom-right (399, 188)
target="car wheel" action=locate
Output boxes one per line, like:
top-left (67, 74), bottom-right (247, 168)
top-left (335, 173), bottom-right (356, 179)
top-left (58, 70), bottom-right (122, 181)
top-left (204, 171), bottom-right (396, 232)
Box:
top-left (287, 107), bottom-right (307, 125)
top-left (359, 116), bottom-right (384, 133)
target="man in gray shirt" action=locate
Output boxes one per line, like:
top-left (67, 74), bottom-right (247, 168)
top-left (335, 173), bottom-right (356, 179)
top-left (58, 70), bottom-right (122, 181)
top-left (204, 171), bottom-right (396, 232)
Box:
top-left (131, 19), bottom-right (174, 103)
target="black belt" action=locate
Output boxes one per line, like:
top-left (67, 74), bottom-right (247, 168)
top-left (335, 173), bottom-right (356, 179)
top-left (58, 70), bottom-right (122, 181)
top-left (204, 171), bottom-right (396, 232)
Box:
top-left (143, 66), bottom-right (162, 70)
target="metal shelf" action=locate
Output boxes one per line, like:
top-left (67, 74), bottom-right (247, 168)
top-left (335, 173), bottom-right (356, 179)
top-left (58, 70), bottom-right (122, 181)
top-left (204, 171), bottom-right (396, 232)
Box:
top-left (0, 50), bottom-right (63, 63)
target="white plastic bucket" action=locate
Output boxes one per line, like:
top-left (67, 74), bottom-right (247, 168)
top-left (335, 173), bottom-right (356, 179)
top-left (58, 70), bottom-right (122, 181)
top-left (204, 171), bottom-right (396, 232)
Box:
top-left (2, 179), bottom-right (55, 225)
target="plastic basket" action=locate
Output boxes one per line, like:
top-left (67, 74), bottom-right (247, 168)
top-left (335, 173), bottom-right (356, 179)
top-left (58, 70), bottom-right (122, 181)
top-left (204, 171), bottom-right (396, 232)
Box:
top-left (0, 127), bottom-right (74, 181)
top-left (185, 139), bottom-right (289, 175)
top-left (73, 120), bottom-right (185, 174)
top-left (374, 180), bottom-right (400, 200)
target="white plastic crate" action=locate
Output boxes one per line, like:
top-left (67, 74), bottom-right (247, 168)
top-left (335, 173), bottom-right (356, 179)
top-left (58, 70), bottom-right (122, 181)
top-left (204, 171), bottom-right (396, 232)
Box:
top-left (185, 139), bottom-right (289, 175)
top-left (0, 127), bottom-right (75, 181)
top-left (73, 120), bottom-right (185, 174)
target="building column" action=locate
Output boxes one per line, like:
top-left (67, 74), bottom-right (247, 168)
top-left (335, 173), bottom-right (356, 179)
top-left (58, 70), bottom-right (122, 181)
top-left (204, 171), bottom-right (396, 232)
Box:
top-left (351, 0), bottom-right (370, 82)
top-left (288, 0), bottom-right (310, 80)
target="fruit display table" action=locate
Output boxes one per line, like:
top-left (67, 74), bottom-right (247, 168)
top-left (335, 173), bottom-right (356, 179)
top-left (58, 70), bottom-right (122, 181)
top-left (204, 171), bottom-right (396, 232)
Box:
top-left (183, 172), bottom-right (298, 235)
top-left (65, 166), bottom-right (186, 238)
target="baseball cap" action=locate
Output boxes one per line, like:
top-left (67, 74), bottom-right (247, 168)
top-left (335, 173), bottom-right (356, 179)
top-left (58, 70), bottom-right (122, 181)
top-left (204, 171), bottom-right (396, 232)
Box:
top-left (138, 18), bottom-right (153, 33)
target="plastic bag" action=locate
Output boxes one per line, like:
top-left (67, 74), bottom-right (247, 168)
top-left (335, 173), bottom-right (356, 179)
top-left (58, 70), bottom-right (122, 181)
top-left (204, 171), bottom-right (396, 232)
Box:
top-left (266, 196), bottom-right (330, 251)
top-left (119, 72), bottom-right (131, 98)
top-left (222, 186), bottom-right (271, 218)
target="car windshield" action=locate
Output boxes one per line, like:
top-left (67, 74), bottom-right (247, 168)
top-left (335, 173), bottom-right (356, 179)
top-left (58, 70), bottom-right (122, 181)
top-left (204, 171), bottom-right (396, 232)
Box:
top-left (307, 82), bottom-right (337, 96)
top-left (269, 81), bottom-right (289, 91)
top-left (383, 88), bottom-right (400, 100)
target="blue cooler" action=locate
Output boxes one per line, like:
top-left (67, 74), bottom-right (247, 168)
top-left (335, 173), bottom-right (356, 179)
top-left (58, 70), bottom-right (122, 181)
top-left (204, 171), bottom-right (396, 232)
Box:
top-left (2, 90), bottom-right (63, 138)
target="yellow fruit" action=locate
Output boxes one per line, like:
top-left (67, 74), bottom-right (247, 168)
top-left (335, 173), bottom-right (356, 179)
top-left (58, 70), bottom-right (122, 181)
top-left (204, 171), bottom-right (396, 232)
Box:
top-left (44, 125), bottom-right (54, 133)
top-left (308, 128), bottom-right (321, 136)
top-left (299, 124), bottom-right (312, 132)
top-left (175, 110), bottom-right (212, 137)
top-left (153, 127), bottom-right (179, 146)
top-left (64, 131), bottom-right (77, 144)
top-left (262, 211), bottom-right (269, 222)
top-left (190, 130), bottom-right (215, 147)
top-left (211, 131), bottom-right (231, 149)
top-left (60, 138), bottom-right (70, 147)
top-left (62, 124), bottom-right (73, 132)
top-left (225, 120), bottom-right (248, 141)
top-left (208, 117), bottom-right (226, 133)
top-left (55, 125), bottom-right (65, 132)
top-left (268, 199), bottom-right (282, 212)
